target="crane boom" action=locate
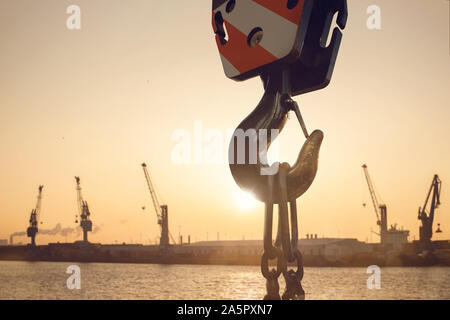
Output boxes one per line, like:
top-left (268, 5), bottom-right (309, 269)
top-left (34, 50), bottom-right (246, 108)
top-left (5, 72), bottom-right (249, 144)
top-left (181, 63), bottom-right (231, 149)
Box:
top-left (35, 185), bottom-right (43, 222)
top-left (75, 176), bottom-right (84, 216)
top-left (142, 163), bottom-right (173, 246)
top-left (362, 164), bottom-right (380, 223)
top-left (142, 163), bottom-right (162, 222)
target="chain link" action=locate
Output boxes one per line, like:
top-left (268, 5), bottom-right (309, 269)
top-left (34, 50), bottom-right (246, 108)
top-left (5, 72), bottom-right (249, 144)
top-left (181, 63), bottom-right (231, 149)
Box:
top-left (261, 249), bottom-right (284, 300)
top-left (264, 273), bottom-right (281, 300)
top-left (282, 250), bottom-right (305, 300)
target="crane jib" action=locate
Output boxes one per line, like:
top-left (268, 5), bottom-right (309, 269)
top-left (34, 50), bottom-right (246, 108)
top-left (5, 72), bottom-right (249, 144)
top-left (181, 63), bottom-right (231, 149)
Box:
top-left (142, 163), bottom-right (175, 246)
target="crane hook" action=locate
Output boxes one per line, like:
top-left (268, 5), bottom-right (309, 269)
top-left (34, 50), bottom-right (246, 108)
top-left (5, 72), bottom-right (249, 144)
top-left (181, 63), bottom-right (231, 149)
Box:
top-left (213, 0), bottom-right (348, 300)
top-left (228, 67), bottom-right (323, 204)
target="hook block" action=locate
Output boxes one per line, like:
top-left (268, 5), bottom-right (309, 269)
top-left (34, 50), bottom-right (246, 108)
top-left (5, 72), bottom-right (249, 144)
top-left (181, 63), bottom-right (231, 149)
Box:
top-left (212, 0), bottom-right (347, 96)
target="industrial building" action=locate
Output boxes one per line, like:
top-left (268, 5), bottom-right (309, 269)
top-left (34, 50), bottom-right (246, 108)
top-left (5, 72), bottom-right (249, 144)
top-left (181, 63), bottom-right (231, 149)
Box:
top-left (362, 164), bottom-right (410, 250)
top-left (177, 237), bottom-right (371, 261)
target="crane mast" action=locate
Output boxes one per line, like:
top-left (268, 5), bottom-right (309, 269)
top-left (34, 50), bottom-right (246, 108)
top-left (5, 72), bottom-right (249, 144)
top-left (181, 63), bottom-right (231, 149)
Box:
top-left (27, 185), bottom-right (43, 246)
top-left (418, 174), bottom-right (442, 246)
top-left (362, 164), bottom-right (388, 244)
top-left (75, 177), bottom-right (92, 243)
top-left (142, 163), bottom-right (174, 247)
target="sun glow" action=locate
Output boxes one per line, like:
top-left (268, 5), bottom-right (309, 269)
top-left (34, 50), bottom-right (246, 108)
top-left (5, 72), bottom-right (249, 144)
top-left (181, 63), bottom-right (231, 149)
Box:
top-left (234, 190), bottom-right (258, 211)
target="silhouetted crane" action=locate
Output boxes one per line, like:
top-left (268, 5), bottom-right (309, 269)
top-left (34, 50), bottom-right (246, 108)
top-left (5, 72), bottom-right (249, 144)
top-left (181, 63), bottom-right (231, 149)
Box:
top-left (362, 164), bottom-right (388, 244)
top-left (27, 185), bottom-right (43, 246)
top-left (362, 164), bottom-right (409, 249)
top-left (418, 174), bottom-right (442, 247)
top-left (75, 177), bottom-right (92, 243)
top-left (141, 163), bottom-right (176, 247)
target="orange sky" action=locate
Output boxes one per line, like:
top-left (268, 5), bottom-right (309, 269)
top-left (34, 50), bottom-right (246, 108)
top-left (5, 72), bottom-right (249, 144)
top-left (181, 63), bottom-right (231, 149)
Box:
top-left (0, 0), bottom-right (449, 245)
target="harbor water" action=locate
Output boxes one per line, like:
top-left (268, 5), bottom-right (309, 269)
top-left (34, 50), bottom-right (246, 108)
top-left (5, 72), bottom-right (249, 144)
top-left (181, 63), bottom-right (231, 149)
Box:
top-left (0, 261), bottom-right (449, 300)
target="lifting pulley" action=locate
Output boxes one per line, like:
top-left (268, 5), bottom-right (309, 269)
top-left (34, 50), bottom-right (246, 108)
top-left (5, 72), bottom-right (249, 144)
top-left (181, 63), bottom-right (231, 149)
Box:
top-left (211, 0), bottom-right (348, 299)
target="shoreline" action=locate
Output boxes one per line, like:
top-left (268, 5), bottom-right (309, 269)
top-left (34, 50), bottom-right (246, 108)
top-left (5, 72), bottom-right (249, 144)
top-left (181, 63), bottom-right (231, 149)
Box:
top-left (1, 243), bottom-right (449, 268)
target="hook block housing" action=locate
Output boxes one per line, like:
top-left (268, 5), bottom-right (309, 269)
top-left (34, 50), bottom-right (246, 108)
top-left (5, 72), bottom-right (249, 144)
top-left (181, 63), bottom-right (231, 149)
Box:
top-left (212, 0), bottom-right (347, 96)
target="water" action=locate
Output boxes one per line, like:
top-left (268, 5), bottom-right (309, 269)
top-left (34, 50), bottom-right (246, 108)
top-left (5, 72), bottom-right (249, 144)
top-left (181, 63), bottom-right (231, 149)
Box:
top-left (0, 261), bottom-right (449, 299)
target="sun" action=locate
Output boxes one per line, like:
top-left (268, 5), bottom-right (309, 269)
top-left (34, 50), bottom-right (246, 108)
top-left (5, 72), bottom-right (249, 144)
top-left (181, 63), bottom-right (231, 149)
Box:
top-left (234, 190), bottom-right (258, 211)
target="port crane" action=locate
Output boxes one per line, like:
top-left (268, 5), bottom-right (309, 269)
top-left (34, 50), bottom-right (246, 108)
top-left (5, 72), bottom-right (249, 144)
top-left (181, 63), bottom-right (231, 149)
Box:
top-left (418, 175), bottom-right (442, 246)
top-left (141, 163), bottom-right (176, 247)
top-left (75, 177), bottom-right (92, 243)
top-left (362, 164), bottom-right (388, 244)
top-left (362, 164), bottom-right (409, 248)
top-left (27, 185), bottom-right (44, 246)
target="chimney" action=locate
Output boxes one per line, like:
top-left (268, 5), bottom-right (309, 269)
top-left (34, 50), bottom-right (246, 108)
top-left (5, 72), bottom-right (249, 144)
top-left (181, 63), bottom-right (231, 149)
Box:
top-left (188, 235), bottom-right (191, 244)
top-left (306, 234), bottom-right (309, 239)
top-left (315, 234), bottom-right (318, 239)
top-left (179, 235), bottom-right (183, 245)
top-left (9, 235), bottom-right (13, 246)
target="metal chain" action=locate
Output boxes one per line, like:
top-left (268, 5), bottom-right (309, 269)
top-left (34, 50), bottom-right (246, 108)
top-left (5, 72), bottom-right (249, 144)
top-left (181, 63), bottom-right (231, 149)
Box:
top-left (261, 163), bottom-right (305, 300)
top-left (282, 200), bottom-right (305, 300)
top-left (261, 174), bottom-right (284, 300)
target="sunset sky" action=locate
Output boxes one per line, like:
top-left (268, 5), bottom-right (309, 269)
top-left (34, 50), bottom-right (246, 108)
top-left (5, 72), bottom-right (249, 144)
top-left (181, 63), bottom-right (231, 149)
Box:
top-left (0, 0), bottom-right (449, 245)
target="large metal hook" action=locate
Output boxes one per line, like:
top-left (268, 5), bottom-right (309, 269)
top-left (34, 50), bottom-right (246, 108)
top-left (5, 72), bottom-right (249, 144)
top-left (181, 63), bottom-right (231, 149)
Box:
top-left (228, 66), bottom-right (323, 204)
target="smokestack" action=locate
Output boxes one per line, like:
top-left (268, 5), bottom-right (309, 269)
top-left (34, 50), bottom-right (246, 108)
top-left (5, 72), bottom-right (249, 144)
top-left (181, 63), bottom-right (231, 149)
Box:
top-left (179, 235), bottom-right (183, 245)
top-left (188, 235), bottom-right (191, 244)
top-left (9, 231), bottom-right (26, 245)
